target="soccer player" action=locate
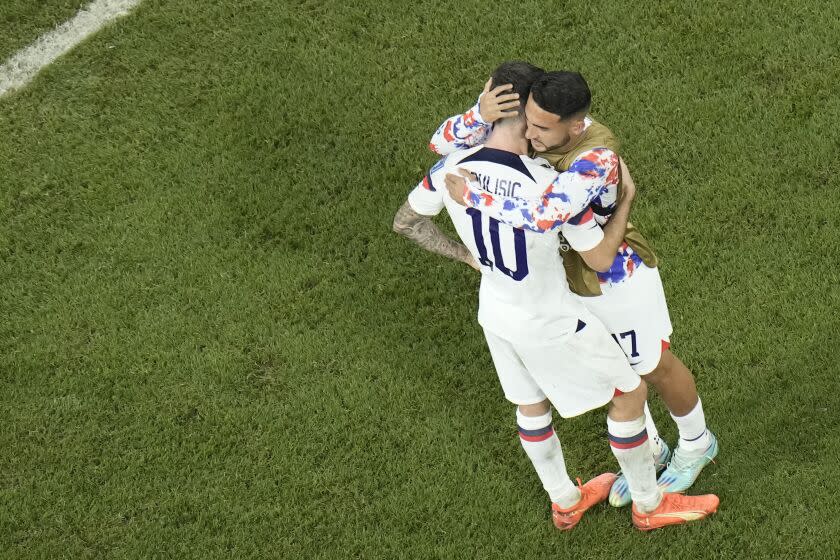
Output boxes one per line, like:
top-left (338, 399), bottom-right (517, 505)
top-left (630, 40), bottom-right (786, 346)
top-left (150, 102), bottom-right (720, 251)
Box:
top-left (394, 61), bottom-right (718, 530)
top-left (432, 70), bottom-right (719, 506)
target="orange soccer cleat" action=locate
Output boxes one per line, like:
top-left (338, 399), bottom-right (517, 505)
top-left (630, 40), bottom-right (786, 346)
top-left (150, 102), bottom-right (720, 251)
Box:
top-left (551, 473), bottom-right (618, 531)
top-left (632, 492), bottom-right (719, 531)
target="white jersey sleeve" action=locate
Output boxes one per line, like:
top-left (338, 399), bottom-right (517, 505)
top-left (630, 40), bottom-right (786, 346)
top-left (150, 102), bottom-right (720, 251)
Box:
top-left (407, 156), bottom-right (448, 216)
top-left (560, 207), bottom-right (604, 252)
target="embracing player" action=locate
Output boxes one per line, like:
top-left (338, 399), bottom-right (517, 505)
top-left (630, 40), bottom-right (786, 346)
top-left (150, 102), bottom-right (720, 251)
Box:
top-left (433, 70), bottom-right (718, 505)
top-left (394, 61), bottom-right (718, 530)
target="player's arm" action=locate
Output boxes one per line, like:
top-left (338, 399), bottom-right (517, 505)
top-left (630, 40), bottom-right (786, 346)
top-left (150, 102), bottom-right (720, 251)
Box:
top-left (393, 164), bottom-right (479, 270)
top-left (428, 79), bottom-right (519, 155)
top-left (586, 172), bottom-right (620, 226)
top-left (571, 158), bottom-right (636, 272)
top-left (392, 201), bottom-right (478, 269)
top-left (445, 148), bottom-right (620, 232)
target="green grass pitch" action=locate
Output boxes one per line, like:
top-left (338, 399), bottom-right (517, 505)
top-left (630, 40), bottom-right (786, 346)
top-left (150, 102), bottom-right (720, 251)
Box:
top-left (0, 0), bottom-right (90, 62)
top-left (1, 0), bottom-right (840, 558)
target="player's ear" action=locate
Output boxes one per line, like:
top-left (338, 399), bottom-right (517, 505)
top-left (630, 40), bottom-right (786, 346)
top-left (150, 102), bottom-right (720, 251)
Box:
top-left (571, 117), bottom-right (586, 135)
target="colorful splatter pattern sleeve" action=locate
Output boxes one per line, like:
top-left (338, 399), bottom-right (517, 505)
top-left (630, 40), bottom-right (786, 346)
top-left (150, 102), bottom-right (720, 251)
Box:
top-left (589, 182), bottom-right (618, 226)
top-left (428, 99), bottom-right (493, 155)
top-left (460, 148), bottom-right (619, 232)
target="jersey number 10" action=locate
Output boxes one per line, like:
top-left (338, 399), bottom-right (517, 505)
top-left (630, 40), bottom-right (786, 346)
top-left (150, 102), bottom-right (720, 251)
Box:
top-left (466, 207), bottom-right (529, 281)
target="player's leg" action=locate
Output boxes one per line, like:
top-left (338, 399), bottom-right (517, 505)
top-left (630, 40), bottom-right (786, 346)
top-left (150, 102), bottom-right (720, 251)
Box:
top-left (645, 348), bottom-right (714, 451)
top-left (516, 400), bottom-right (581, 508)
top-left (650, 349), bottom-right (719, 492)
top-left (483, 330), bottom-right (580, 513)
top-left (576, 283), bottom-right (668, 459)
top-left (643, 347), bottom-right (699, 415)
top-left (621, 267), bottom-right (711, 442)
top-left (516, 397), bottom-right (618, 531)
top-left (529, 312), bottom-right (718, 529)
top-left (608, 400), bottom-right (670, 507)
top-left (609, 383), bottom-right (720, 530)
top-left (577, 271), bottom-right (673, 506)
top-left (642, 401), bottom-right (666, 460)
top-left (514, 320), bottom-right (634, 530)
top-left (586, 265), bottom-right (717, 494)
top-left (635, 273), bottom-right (718, 492)
top-left (607, 381), bottom-right (661, 513)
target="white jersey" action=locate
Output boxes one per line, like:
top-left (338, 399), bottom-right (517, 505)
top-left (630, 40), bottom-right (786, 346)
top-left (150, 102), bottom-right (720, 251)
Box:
top-left (408, 145), bottom-right (605, 344)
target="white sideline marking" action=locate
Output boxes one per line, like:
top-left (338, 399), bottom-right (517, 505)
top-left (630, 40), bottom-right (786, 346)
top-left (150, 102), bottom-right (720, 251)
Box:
top-left (0, 0), bottom-right (142, 97)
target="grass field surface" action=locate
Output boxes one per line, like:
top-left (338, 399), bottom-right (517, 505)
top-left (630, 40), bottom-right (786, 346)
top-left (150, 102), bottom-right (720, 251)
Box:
top-left (0, 0), bottom-right (90, 61)
top-left (2, 1), bottom-right (840, 558)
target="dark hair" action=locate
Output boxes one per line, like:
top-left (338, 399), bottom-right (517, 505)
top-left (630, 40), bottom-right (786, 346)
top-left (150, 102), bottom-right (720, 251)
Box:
top-left (490, 61), bottom-right (545, 115)
top-left (531, 71), bottom-right (591, 120)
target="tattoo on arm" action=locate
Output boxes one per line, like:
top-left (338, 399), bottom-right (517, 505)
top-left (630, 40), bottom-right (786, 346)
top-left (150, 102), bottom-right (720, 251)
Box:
top-left (392, 201), bottom-right (472, 264)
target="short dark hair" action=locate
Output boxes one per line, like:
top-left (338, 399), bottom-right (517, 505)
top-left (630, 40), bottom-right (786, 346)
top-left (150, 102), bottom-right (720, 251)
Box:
top-left (490, 61), bottom-right (545, 115)
top-left (531, 71), bottom-right (591, 120)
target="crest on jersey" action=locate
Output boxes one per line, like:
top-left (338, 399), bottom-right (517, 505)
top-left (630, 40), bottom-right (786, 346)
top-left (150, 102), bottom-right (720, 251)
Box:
top-left (420, 156), bottom-right (447, 191)
top-left (430, 156), bottom-right (446, 174)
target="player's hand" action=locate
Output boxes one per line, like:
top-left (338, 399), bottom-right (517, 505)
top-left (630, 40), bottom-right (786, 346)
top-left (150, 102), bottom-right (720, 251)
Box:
top-left (479, 79), bottom-right (520, 123)
top-left (619, 158), bottom-right (636, 202)
top-left (444, 169), bottom-right (477, 206)
top-left (465, 255), bottom-right (481, 271)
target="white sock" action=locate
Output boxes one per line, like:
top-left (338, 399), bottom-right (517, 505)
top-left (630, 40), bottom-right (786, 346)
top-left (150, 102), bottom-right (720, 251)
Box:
top-left (516, 407), bottom-right (580, 508)
top-left (607, 415), bottom-right (662, 513)
top-left (671, 398), bottom-right (711, 452)
top-left (643, 401), bottom-right (663, 457)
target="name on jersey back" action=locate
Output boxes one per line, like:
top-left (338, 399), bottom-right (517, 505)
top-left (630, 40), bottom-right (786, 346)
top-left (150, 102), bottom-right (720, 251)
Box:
top-left (473, 172), bottom-right (522, 198)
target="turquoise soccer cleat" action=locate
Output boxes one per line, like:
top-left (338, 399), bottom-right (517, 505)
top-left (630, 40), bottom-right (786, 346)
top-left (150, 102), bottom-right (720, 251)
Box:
top-left (657, 431), bottom-right (719, 493)
top-left (609, 439), bottom-right (671, 507)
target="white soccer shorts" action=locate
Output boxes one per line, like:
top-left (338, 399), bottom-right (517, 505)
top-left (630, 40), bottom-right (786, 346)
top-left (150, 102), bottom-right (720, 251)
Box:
top-left (483, 312), bottom-right (641, 418)
top-left (578, 264), bottom-right (674, 375)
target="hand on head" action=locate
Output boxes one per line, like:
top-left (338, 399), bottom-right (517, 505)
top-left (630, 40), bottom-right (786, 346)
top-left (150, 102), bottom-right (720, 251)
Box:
top-left (480, 77), bottom-right (521, 123)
